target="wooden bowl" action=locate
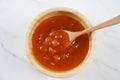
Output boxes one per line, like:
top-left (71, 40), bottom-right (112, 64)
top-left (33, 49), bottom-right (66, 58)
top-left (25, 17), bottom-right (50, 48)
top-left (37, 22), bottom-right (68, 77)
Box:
top-left (25, 8), bottom-right (95, 78)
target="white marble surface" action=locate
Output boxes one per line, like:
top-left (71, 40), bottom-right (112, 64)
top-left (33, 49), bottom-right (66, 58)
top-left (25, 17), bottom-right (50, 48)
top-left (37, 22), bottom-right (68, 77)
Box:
top-left (0, 0), bottom-right (120, 80)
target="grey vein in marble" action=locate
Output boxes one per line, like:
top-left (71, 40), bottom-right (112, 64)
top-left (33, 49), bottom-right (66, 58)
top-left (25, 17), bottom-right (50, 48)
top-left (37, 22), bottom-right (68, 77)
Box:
top-left (93, 59), bottom-right (120, 80)
top-left (0, 40), bottom-right (27, 63)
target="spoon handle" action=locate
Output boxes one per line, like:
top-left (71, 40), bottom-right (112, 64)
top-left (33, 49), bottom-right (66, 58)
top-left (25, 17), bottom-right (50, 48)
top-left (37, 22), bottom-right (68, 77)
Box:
top-left (80, 15), bottom-right (120, 35)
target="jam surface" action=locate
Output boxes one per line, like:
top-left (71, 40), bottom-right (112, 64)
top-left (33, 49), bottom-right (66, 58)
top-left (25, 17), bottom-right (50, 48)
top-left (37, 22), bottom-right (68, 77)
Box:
top-left (32, 15), bottom-right (89, 71)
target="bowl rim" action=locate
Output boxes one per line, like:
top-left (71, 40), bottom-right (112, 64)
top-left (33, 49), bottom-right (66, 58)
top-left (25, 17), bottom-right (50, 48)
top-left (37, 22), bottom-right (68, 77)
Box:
top-left (25, 7), bottom-right (95, 78)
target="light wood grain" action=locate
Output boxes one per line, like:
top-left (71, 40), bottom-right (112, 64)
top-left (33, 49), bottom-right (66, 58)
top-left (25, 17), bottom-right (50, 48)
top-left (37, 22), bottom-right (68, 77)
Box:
top-left (65, 15), bottom-right (120, 41)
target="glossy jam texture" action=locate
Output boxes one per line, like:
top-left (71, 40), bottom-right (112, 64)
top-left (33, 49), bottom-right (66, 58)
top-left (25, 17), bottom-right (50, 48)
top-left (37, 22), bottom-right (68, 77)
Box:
top-left (32, 15), bottom-right (89, 71)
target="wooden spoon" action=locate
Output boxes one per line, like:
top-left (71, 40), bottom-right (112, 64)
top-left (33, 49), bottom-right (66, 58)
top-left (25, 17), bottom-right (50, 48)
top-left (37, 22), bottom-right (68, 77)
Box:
top-left (64, 15), bottom-right (120, 42)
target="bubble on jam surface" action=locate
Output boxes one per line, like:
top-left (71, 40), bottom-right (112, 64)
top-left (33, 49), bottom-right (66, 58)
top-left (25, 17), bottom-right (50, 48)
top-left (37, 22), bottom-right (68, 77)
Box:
top-left (54, 35), bottom-right (63, 39)
top-left (45, 36), bottom-right (52, 42)
top-left (65, 52), bottom-right (70, 58)
top-left (53, 55), bottom-right (61, 61)
top-left (55, 35), bottom-right (57, 39)
top-left (50, 62), bottom-right (55, 66)
top-left (59, 35), bottom-right (63, 38)
top-left (38, 34), bottom-right (43, 40)
top-left (48, 47), bottom-right (56, 53)
top-left (49, 32), bottom-right (53, 36)
top-left (51, 39), bottom-right (60, 46)
top-left (75, 44), bottom-right (79, 48)
top-left (39, 46), bottom-right (48, 52)
top-left (43, 56), bottom-right (49, 60)
top-left (44, 36), bottom-right (52, 45)
top-left (38, 34), bottom-right (44, 44)
top-left (42, 37), bottom-right (52, 46)
top-left (61, 52), bottom-right (70, 60)
top-left (72, 40), bottom-right (76, 45)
